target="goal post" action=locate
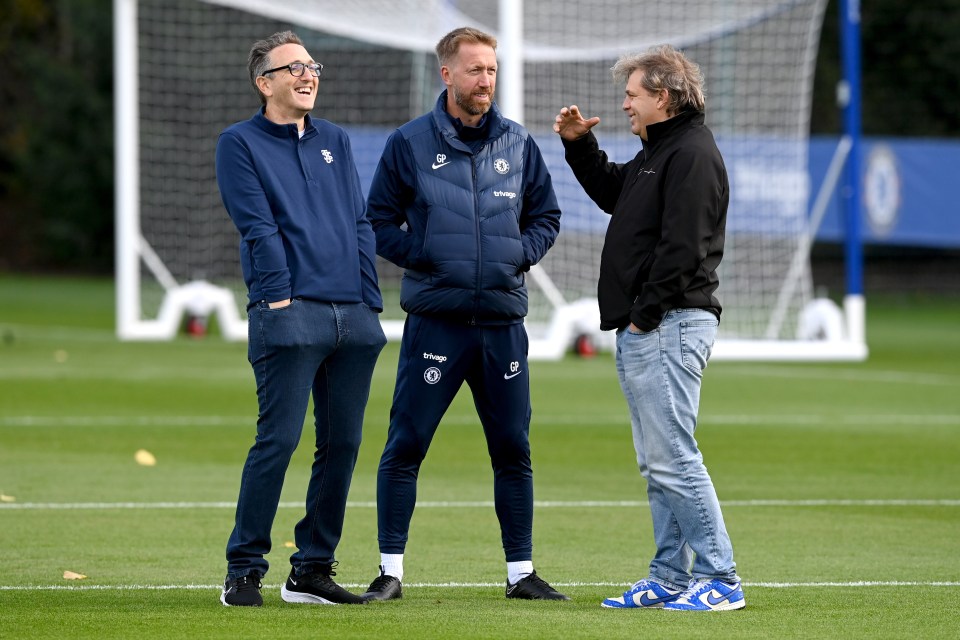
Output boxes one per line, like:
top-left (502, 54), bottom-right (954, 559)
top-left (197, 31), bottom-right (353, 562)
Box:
top-left (115, 0), bottom-right (866, 360)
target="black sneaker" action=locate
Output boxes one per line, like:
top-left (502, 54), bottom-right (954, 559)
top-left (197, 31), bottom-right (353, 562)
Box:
top-left (280, 565), bottom-right (367, 605)
top-left (362, 566), bottom-right (402, 601)
top-left (220, 571), bottom-right (263, 607)
top-left (505, 571), bottom-right (570, 601)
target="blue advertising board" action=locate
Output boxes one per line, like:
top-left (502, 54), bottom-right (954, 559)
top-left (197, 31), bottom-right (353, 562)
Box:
top-left (810, 136), bottom-right (960, 247)
top-left (345, 127), bottom-right (960, 249)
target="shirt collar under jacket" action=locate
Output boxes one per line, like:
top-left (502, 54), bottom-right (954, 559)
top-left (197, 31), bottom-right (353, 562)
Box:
top-left (446, 111), bottom-right (490, 139)
top-left (433, 90), bottom-right (506, 145)
top-left (252, 107), bottom-right (316, 140)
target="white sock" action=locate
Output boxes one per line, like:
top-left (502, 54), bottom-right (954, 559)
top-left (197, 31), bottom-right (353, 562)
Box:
top-left (507, 560), bottom-right (534, 585)
top-left (380, 554), bottom-right (404, 581)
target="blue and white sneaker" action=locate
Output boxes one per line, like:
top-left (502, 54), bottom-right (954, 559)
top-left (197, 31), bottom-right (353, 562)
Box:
top-left (662, 579), bottom-right (745, 611)
top-left (601, 579), bottom-right (683, 609)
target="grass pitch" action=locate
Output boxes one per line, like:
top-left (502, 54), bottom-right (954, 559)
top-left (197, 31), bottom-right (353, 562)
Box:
top-left (1, 274), bottom-right (958, 639)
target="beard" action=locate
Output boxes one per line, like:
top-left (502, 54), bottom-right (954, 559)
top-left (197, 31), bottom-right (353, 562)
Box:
top-left (453, 85), bottom-right (494, 117)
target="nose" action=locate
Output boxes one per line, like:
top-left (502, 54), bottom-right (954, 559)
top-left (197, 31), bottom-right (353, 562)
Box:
top-left (622, 96), bottom-right (631, 111)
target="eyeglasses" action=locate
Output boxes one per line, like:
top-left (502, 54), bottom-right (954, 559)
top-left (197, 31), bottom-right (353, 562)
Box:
top-left (261, 62), bottom-right (323, 78)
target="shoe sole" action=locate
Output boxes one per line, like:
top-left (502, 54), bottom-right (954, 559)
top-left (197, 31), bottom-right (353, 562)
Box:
top-left (664, 599), bottom-right (746, 612)
top-left (280, 585), bottom-right (337, 605)
top-left (220, 589), bottom-right (262, 607)
top-left (362, 592), bottom-right (402, 602)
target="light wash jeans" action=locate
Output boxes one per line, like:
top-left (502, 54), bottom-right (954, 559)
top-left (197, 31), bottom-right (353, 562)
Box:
top-left (615, 308), bottom-right (739, 588)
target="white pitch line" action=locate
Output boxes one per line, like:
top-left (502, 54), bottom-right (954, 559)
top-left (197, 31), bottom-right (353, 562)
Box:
top-left (2, 499), bottom-right (959, 510)
top-left (718, 365), bottom-right (959, 387)
top-left (703, 414), bottom-right (960, 426)
top-left (2, 580), bottom-right (959, 592)
top-left (0, 416), bottom-right (250, 428)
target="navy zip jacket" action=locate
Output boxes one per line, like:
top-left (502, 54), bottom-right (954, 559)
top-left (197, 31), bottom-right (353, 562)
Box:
top-left (562, 110), bottom-right (727, 332)
top-left (367, 91), bottom-right (561, 324)
top-left (216, 109), bottom-right (382, 311)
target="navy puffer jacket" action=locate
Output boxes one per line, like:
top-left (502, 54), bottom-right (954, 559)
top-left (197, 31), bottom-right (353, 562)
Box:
top-left (367, 92), bottom-right (561, 324)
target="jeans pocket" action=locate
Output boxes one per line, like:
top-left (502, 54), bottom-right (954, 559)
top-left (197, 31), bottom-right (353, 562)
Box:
top-left (680, 319), bottom-right (717, 375)
top-left (262, 298), bottom-right (309, 348)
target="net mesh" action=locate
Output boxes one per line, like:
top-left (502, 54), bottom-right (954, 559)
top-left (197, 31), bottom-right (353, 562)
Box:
top-left (131, 0), bottom-right (828, 341)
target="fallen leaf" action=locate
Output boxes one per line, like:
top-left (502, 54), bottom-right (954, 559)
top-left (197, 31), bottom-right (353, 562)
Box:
top-left (63, 571), bottom-right (88, 580)
top-left (135, 449), bottom-right (157, 466)
top-left (283, 541), bottom-right (296, 548)
top-left (0, 494), bottom-right (15, 503)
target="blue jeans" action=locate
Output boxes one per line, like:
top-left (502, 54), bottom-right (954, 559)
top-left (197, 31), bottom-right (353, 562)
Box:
top-left (226, 299), bottom-right (386, 579)
top-left (615, 309), bottom-right (739, 588)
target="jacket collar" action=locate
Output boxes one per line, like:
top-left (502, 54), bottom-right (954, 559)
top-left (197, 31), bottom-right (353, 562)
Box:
top-left (252, 107), bottom-right (316, 140)
top-left (644, 109), bottom-right (704, 152)
top-left (432, 90), bottom-right (507, 147)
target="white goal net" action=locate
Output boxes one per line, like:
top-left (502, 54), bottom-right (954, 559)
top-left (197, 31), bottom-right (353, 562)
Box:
top-left (116, 0), bottom-right (866, 359)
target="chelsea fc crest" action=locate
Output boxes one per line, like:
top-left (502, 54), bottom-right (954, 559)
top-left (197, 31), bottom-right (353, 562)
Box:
top-left (493, 158), bottom-right (510, 175)
top-left (424, 367), bottom-right (441, 384)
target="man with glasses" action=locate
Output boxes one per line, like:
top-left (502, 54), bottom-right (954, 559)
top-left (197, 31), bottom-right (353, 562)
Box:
top-left (215, 31), bottom-right (386, 607)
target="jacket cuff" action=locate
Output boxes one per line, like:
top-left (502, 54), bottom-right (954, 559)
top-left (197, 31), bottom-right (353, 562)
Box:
top-left (561, 132), bottom-right (596, 154)
top-left (263, 287), bottom-right (293, 304)
top-left (631, 310), bottom-right (662, 333)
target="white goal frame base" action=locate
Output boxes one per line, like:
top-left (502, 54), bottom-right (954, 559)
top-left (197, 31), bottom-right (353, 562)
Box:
top-left (381, 294), bottom-right (867, 362)
top-left (117, 280), bottom-right (247, 341)
top-left (711, 294), bottom-right (867, 361)
top-left (118, 285), bottom-right (865, 362)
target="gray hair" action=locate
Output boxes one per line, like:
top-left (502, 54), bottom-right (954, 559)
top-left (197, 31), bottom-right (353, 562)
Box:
top-left (247, 31), bottom-right (304, 105)
top-left (611, 44), bottom-right (705, 115)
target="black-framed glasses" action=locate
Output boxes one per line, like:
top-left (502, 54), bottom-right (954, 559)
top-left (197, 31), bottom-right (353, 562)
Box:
top-left (262, 62), bottom-right (323, 78)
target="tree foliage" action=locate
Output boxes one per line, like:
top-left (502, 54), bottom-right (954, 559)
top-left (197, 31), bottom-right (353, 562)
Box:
top-left (812, 0), bottom-right (960, 136)
top-left (0, 0), bottom-right (114, 272)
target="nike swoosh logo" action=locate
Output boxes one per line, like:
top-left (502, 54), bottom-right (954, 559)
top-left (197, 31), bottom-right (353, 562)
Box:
top-left (432, 161), bottom-right (451, 170)
top-left (503, 371), bottom-right (522, 380)
top-left (289, 578), bottom-right (297, 586)
top-left (638, 592), bottom-right (674, 606)
top-left (706, 590), bottom-right (732, 605)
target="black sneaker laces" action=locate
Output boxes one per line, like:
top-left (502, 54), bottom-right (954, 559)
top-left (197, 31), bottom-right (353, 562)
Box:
top-left (368, 573), bottom-right (397, 591)
top-left (523, 573), bottom-right (552, 591)
top-left (236, 573), bottom-right (262, 590)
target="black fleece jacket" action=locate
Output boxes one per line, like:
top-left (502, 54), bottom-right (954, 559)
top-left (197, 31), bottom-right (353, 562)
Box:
top-left (562, 109), bottom-right (727, 332)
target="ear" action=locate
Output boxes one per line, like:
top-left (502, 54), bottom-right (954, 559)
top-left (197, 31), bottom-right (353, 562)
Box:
top-left (439, 65), bottom-right (453, 87)
top-left (255, 75), bottom-right (273, 100)
top-left (657, 89), bottom-right (669, 110)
